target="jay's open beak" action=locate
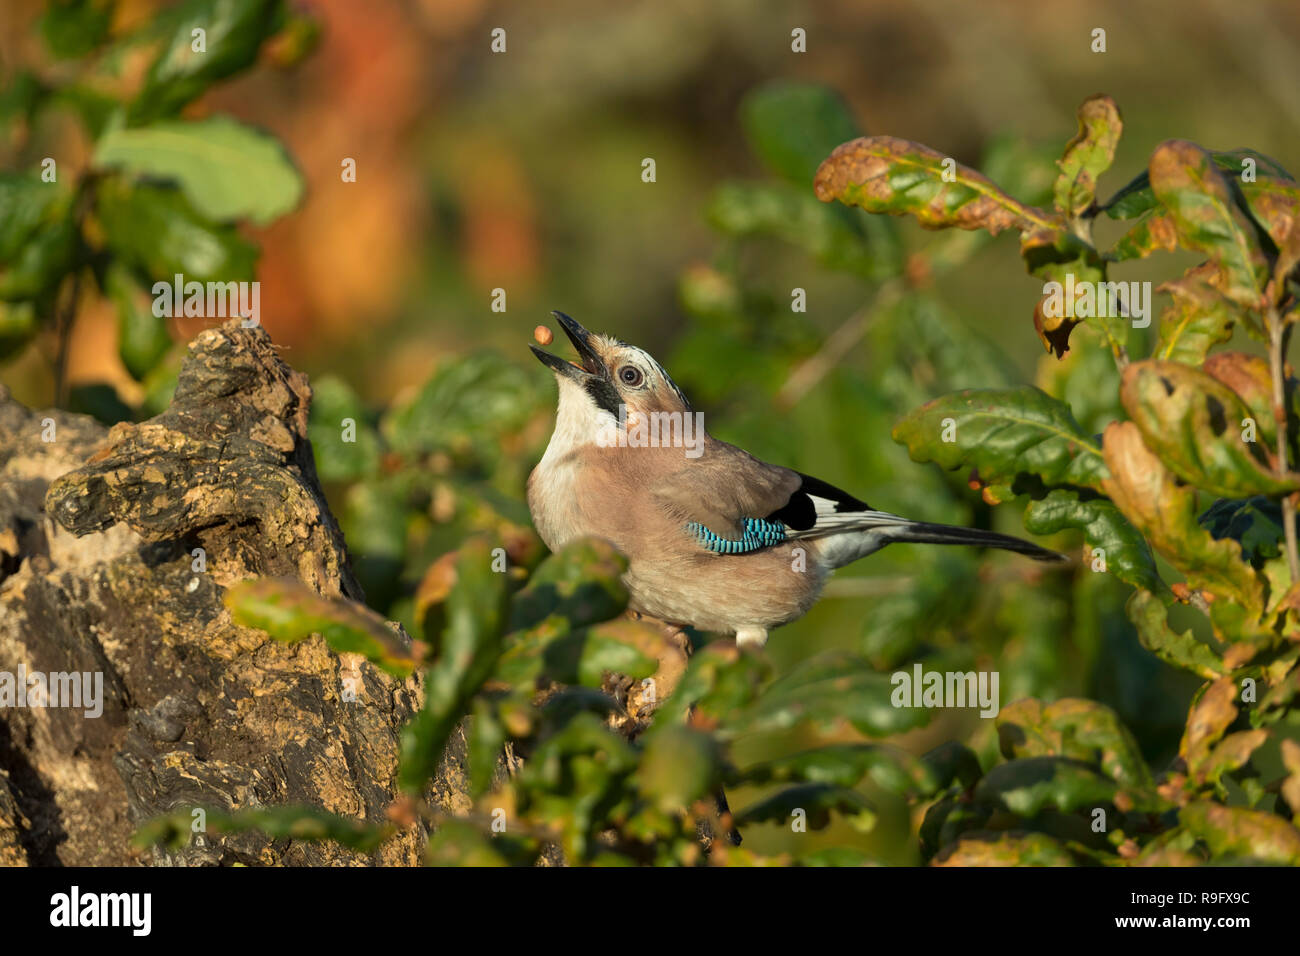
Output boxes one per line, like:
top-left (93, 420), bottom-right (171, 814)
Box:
top-left (531, 311), bottom-right (609, 382)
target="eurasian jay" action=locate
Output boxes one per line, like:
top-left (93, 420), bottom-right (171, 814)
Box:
top-left (528, 312), bottom-right (1063, 648)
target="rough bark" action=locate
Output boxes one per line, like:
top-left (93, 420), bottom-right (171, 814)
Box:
top-left (0, 319), bottom-right (438, 865)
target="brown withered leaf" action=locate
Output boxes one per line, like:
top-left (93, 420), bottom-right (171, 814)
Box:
top-left (1281, 739), bottom-right (1300, 816)
top-left (414, 549), bottom-right (460, 632)
top-left (1179, 677), bottom-right (1239, 767)
top-left (1019, 224), bottom-right (1119, 358)
top-left (1222, 641), bottom-right (1263, 670)
top-left (1032, 293), bottom-right (1082, 359)
top-left (1194, 729), bottom-right (1268, 787)
top-left (1101, 422), bottom-right (1265, 609)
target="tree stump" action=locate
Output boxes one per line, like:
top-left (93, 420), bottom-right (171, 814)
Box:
top-left (0, 320), bottom-right (440, 865)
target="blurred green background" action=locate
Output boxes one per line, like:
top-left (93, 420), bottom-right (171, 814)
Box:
top-left (4, 0), bottom-right (1299, 863)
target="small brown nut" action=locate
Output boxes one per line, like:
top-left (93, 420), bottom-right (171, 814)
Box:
top-left (533, 325), bottom-right (553, 346)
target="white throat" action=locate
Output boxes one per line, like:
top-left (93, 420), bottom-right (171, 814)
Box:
top-left (530, 377), bottom-right (618, 552)
top-left (539, 377), bottom-right (617, 466)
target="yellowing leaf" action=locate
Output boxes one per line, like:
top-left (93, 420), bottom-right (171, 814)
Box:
top-left (1149, 140), bottom-right (1269, 309)
top-left (1101, 422), bottom-right (1265, 610)
top-left (1054, 94), bottom-right (1122, 220)
top-left (1180, 802), bottom-right (1300, 864)
top-left (1151, 262), bottom-right (1237, 365)
top-left (815, 136), bottom-right (1059, 235)
top-left (1121, 360), bottom-right (1298, 498)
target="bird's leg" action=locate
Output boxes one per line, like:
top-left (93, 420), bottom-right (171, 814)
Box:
top-left (734, 626), bottom-right (768, 649)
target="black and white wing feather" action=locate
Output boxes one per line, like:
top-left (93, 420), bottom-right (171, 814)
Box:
top-left (766, 472), bottom-right (1064, 566)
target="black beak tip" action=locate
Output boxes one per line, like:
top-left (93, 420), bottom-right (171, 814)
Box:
top-left (530, 341), bottom-right (587, 381)
top-left (551, 310), bottom-right (586, 340)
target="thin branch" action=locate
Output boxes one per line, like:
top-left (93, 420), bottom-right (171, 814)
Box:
top-left (52, 269), bottom-right (82, 408)
top-left (775, 279), bottom-right (903, 410)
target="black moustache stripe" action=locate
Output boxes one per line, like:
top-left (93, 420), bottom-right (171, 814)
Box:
top-left (584, 378), bottom-right (622, 418)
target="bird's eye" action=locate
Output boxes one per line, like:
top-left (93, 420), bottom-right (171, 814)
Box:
top-left (618, 365), bottom-right (644, 387)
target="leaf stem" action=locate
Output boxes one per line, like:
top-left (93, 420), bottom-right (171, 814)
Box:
top-left (1267, 305), bottom-right (1300, 584)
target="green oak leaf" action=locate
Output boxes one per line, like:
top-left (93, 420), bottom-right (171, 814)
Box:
top-left (95, 116), bottom-right (304, 225)
top-left (224, 576), bottom-right (418, 676)
top-left (130, 0), bottom-right (284, 123)
top-left (1126, 589), bottom-right (1224, 679)
top-left (1023, 488), bottom-right (1162, 593)
top-left (892, 386), bottom-right (1108, 493)
top-left (735, 783), bottom-right (876, 833)
top-left (96, 179), bottom-right (257, 283)
top-left (741, 80), bottom-right (861, 186)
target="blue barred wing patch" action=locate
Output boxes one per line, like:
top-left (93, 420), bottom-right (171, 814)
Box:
top-left (686, 517), bottom-right (787, 554)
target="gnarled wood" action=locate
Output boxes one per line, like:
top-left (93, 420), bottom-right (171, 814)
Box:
top-left (0, 320), bottom-right (437, 865)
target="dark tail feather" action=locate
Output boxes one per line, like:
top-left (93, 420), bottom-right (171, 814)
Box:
top-left (887, 520), bottom-right (1066, 562)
